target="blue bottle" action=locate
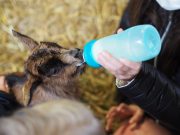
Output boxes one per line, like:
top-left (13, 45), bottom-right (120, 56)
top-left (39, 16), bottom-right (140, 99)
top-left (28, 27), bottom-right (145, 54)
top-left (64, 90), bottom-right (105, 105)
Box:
top-left (83, 25), bottom-right (161, 68)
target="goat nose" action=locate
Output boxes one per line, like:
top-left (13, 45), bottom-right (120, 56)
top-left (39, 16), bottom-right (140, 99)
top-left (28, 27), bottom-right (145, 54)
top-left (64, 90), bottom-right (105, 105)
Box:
top-left (75, 48), bottom-right (82, 52)
top-left (72, 48), bottom-right (83, 58)
top-left (76, 48), bottom-right (83, 54)
top-left (69, 48), bottom-right (81, 57)
top-left (74, 48), bottom-right (83, 55)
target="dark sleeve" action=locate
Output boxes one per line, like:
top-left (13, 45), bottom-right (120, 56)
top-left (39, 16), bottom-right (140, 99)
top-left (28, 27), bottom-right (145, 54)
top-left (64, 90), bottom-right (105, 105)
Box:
top-left (0, 91), bottom-right (21, 116)
top-left (116, 0), bottom-right (142, 30)
top-left (116, 3), bottom-right (131, 31)
top-left (117, 62), bottom-right (180, 133)
top-left (116, 0), bottom-right (152, 31)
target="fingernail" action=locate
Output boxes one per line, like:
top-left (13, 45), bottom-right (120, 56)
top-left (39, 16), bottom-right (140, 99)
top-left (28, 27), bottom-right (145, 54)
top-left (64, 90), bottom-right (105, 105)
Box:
top-left (117, 28), bottom-right (123, 33)
top-left (129, 119), bottom-right (133, 124)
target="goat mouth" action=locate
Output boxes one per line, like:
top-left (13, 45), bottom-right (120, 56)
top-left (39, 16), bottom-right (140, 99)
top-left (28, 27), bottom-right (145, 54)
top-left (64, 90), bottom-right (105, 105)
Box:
top-left (76, 61), bottom-right (85, 67)
top-left (78, 62), bottom-right (86, 70)
top-left (73, 62), bottom-right (86, 76)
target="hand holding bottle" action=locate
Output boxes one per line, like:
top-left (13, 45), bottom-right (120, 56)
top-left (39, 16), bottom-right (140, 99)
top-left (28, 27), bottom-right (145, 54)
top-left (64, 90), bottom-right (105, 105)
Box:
top-left (83, 25), bottom-right (161, 81)
top-left (83, 25), bottom-right (161, 69)
top-left (97, 29), bottom-right (141, 81)
top-left (97, 51), bottom-right (141, 81)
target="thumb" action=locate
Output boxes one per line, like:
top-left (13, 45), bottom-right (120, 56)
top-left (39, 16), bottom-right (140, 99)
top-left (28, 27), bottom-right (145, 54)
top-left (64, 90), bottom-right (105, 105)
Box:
top-left (117, 28), bottom-right (123, 33)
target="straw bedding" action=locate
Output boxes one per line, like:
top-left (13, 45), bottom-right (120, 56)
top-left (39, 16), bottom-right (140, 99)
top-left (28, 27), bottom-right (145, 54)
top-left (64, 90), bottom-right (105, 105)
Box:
top-left (0, 0), bottom-right (128, 120)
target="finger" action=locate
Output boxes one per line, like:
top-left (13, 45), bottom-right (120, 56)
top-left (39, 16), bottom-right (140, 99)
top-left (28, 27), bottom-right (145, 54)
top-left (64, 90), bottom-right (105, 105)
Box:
top-left (98, 50), bottom-right (140, 81)
top-left (113, 126), bottom-right (125, 135)
top-left (106, 104), bottom-right (130, 131)
top-left (106, 109), bottom-right (119, 130)
top-left (106, 106), bottom-right (117, 119)
top-left (116, 103), bottom-right (134, 119)
top-left (99, 51), bottom-right (121, 70)
top-left (129, 123), bottom-right (137, 130)
top-left (129, 108), bottom-right (144, 124)
top-left (116, 74), bottom-right (134, 81)
top-left (113, 120), bottom-right (129, 135)
top-left (99, 53), bottom-right (138, 80)
top-left (128, 123), bottom-right (137, 131)
top-left (117, 28), bottom-right (123, 33)
top-left (117, 103), bottom-right (132, 113)
top-left (106, 116), bottom-right (115, 131)
top-left (119, 58), bottom-right (141, 70)
top-left (98, 52), bottom-right (126, 77)
top-left (116, 103), bottom-right (129, 112)
top-left (97, 52), bottom-right (117, 71)
top-left (113, 66), bottom-right (131, 76)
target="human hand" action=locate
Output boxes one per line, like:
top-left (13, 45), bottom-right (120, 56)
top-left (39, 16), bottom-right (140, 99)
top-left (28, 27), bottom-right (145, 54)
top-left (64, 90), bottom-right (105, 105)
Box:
top-left (97, 28), bottom-right (141, 81)
top-left (113, 117), bottom-right (171, 135)
top-left (0, 76), bottom-right (9, 93)
top-left (106, 103), bottom-right (144, 131)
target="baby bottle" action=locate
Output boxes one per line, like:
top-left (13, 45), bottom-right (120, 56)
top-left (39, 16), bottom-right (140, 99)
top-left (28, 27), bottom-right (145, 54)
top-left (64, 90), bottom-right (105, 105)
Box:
top-left (83, 24), bottom-right (161, 68)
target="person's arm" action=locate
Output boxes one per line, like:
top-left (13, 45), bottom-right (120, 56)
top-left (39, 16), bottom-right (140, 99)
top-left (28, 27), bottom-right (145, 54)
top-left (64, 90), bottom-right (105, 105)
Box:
top-left (97, 51), bottom-right (180, 133)
top-left (117, 62), bottom-right (180, 132)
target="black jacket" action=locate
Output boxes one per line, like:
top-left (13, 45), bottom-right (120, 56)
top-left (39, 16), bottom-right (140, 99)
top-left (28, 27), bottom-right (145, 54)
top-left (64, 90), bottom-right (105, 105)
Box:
top-left (117, 63), bottom-right (180, 133)
top-left (116, 0), bottom-right (180, 134)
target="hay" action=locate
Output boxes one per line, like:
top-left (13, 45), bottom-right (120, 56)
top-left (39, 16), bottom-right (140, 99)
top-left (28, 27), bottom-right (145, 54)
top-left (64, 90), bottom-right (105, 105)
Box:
top-left (0, 0), bottom-right (128, 120)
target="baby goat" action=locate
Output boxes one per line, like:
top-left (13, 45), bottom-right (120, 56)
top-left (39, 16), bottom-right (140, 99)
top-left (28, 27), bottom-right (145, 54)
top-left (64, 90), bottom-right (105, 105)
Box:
top-left (4, 30), bottom-right (86, 106)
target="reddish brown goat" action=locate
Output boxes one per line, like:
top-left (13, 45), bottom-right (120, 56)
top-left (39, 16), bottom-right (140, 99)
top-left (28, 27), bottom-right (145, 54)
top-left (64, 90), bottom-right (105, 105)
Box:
top-left (4, 30), bottom-right (86, 106)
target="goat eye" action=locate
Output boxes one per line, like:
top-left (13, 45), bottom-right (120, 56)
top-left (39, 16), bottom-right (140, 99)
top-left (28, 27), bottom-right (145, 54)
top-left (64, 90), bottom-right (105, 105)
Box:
top-left (69, 49), bottom-right (79, 57)
top-left (69, 50), bottom-right (75, 56)
top-left (37, 58), bottom-right (67, 77)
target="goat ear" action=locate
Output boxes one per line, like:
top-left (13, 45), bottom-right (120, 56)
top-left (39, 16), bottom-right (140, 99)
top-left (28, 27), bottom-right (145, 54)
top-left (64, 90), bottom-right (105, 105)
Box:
top-left (12, 30), bottom-right (39, 51)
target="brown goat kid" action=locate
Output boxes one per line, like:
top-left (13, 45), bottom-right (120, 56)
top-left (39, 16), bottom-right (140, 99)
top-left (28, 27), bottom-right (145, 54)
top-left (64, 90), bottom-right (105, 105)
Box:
top-left (4, 30), bottom-right (86, 106)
